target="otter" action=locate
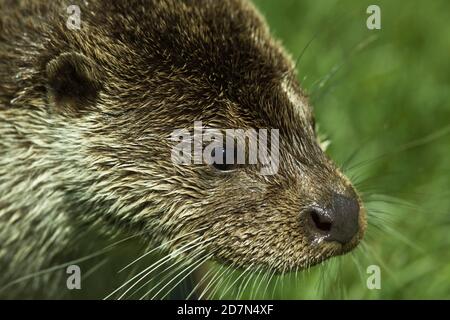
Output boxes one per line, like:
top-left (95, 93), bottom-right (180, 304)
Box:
top-left (0, 0), bottom-right (366, 299)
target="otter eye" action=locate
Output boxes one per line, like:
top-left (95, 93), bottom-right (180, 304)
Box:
top-left (211, 147), bottom-right (238, 172)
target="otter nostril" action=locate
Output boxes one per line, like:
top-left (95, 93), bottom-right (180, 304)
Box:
top-left (304, 194), bottom-right (360, 244)
top-left (309, 209), bottom-right (332, 233)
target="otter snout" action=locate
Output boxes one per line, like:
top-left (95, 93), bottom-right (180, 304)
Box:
top-left (306, 193), bottom-right (360, 244)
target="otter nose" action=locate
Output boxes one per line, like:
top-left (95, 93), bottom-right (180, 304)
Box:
top-left (307, 193), bottom-right (360, 244)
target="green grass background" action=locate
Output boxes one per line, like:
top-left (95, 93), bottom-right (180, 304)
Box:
top-left (222, 0), bottom-right (450, 299)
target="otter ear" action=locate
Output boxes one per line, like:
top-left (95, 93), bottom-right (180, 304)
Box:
top-left (46, 52), bottom-right (102, 115)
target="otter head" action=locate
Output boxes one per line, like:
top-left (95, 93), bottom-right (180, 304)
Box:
top-left (43, 0), bottom-right (366, 273)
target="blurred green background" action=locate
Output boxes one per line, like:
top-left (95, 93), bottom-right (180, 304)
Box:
top-left (220, 0), bottom-right (449, 299)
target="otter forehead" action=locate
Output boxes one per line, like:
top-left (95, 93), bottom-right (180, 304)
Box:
top-left (75, 2), bottom-right (303, 109)
top-left (102, 0), bottom-right (290, 78)
top-left (74, 1), bottom-right (316, 147)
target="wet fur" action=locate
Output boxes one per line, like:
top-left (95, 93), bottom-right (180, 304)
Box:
top-left (0, 0), bottom-right (366, 298)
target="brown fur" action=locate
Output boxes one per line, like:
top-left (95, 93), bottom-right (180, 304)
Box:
top-left (0, 0), bottom-right (366, 298)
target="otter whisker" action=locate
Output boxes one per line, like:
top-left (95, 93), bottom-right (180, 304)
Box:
top-left (185, 263), bottom-right (218, 300)
top-left (271, 261), bottom-right (290, 299)
top-left (359, 242), bottom-right (398, 286)
top-left (254, 266), bottom-right (272, 299)
top-left (279, 264), bottom-right (290, 296)
top-left (262, 268), bottom-right (277, 299)
top-left (271, 273), bottom-right (282, 300)
top-left (207, 265), bottom-right (237, 299)
top-left (317, 259), bottom-right (339, 298)
top-left (349, 251), bottom-right (366, 285)
top-left (118, 237), bottom-right (217, 300)
top-left (366, 210), bottom-right (424, 253)
top-left (204, 263), bottom-right (240, 300)
top-left (236, 265), bottom-right (260, 300)
top-left (150, 253), bottom-right (213, 300)
top-left (105, 235), bottom-right (217, 300)
top-left (0, 232), bottom-right (142, 293)
top-left (161, 257), bottom-right (213, 300)
top-left (219, 264), bottom-right (253, 299)
top-left (366, 193), bottom-right (449, 223)
top-left (341, 138), bottom-right (376, 173)
top-left (366, 208), bottom-right (395, 222)
top-left (365, 194), bottom-right (421, 209)
top-left (346, 124), bottom-right (450, 172)
top-left (231, 265), bottom-right (255, 299)
top-left (118, 226), bottom-right (208, 273)
top-left (310, 35), bottom-right (378, 104)
top-left (249, 266), bottom-right (265, 300)
top-left (82, 258), bottom-right (109, 281)
top-left (197, 264), bottom-right (228, 300)
top-left (126, 255), bottom-right (189, 299)
top-left (130, 248), bottom-right (207, 299)
top-left (294, 265), bottom-right (300, 293)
